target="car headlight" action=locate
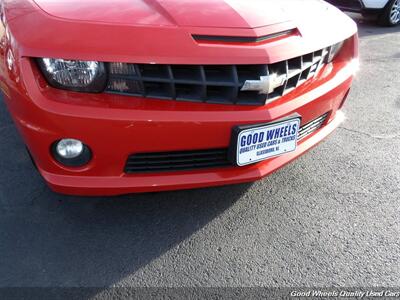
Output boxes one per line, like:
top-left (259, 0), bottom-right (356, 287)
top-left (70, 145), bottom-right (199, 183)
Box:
top-left (327, 41), bottom-right (344, 63)
top-left (37, 58), bottom-right (107, 92)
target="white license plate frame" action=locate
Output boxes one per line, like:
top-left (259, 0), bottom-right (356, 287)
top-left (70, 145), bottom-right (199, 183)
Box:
top-left (230, 115), bottom-right (301, 167)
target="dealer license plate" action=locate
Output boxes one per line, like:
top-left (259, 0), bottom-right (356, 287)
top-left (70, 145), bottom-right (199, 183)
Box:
top-left (234, 117), bottom-right (301, 166)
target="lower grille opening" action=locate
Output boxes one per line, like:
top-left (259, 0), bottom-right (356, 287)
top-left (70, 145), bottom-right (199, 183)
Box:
top-left (298, 112), bottom-right (329, 140)
top-left (125, 149), bottom-right (231, 173)
top-left (124, 113), bottom-right (330, 173)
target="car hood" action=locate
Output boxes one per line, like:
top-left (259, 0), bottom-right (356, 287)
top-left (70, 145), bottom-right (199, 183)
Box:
top-left (32, 0), bottom-right (333, 28)
top-left (8, 0), bottom-right (356, 65)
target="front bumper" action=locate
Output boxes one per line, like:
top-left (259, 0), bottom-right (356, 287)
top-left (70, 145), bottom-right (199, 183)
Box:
top-left (40, 110), bottom-right (346, 196)
top-left (1, 55), bottom-right (356, 196)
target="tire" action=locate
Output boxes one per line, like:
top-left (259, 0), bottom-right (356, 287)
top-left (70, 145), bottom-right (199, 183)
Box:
top-left (378, 0), bottom-right (400, 26)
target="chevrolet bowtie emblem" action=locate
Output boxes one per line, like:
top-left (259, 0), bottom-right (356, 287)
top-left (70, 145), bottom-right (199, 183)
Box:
top-left (241, 74), bottom-right (286, 94)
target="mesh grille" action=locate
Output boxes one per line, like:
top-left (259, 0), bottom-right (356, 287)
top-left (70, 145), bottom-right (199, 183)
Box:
top-left (106, 48), bottom-right (330, 106)
top-left (124, 113), bottom-right (330, 173)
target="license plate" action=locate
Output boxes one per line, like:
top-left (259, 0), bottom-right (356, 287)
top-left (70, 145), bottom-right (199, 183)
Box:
top-left (232, 116), bottom-right (301, 166)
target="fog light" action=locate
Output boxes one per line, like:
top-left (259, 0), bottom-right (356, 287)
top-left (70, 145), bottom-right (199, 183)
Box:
top-left (52, 139), bottom-right (92, 167)
top-left (56, 139), bottom-right (83, 158)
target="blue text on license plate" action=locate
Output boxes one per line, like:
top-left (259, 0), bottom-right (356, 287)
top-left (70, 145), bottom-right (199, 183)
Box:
top-left (236, 118), bottom-right (301, 166)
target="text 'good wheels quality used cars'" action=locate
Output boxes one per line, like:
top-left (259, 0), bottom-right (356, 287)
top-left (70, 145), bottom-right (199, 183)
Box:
top-left (0, 0), bottom-right (358, 196)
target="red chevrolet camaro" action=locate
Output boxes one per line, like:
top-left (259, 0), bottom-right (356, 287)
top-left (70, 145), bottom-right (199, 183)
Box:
top-left (0, 0), bottom-right (358, 196)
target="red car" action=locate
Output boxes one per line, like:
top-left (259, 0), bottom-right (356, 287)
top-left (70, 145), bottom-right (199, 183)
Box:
top-left (0, 0), bottom-right (358, 196)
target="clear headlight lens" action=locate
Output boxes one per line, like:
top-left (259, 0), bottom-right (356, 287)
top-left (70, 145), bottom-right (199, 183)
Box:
top-left (38, 58), bottom-right (107, 92)
top-left (327, 41), bottom-right (344, 63)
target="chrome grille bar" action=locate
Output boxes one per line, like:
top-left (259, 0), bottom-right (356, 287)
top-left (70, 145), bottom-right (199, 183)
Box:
top-left (298, 113), bottom-right (329, 140)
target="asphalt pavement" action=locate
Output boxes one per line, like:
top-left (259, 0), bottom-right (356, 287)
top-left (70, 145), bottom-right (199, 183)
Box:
top-left (0, 16), bottom-right (399, 295)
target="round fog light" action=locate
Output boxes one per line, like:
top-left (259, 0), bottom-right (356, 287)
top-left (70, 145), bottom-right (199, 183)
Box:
top-left (52, 139), bottom-right (92, 167)
top-left (57, 139), bottom-right (83, 159)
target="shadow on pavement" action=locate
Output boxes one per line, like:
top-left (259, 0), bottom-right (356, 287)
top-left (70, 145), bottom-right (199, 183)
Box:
top-left (0, 95), bottom-right (253, 292)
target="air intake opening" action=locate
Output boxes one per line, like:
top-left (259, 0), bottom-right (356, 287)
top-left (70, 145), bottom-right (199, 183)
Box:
top-left (192, 29), bottom-right (299, 44)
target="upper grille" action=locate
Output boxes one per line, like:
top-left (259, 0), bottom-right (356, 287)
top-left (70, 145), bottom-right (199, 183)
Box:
top-left (106, 48), bottom-right (330, 106)
top-left (125, 113), bottom-right (330, 173)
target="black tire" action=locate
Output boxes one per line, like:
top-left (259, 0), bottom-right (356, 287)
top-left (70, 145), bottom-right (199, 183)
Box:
top-left (378, 0), bottom-right (400, 26)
